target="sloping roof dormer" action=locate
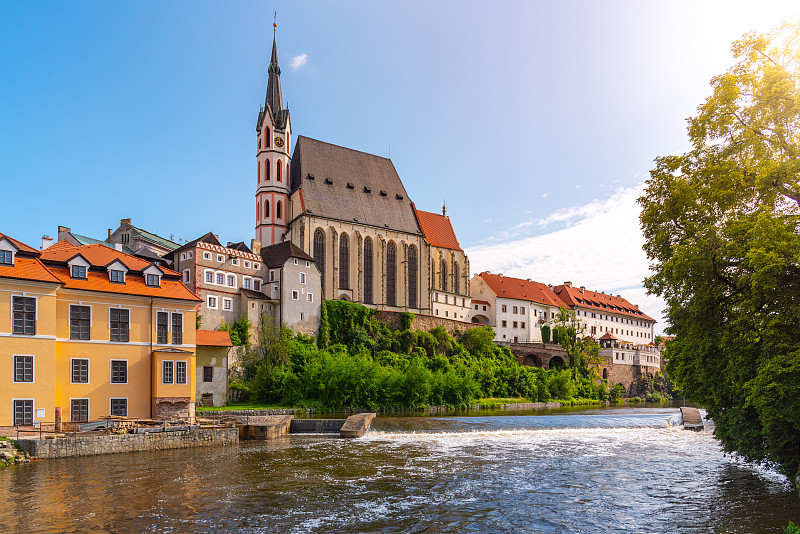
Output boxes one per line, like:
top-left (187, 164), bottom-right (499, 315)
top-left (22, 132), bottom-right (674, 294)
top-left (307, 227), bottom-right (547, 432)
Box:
top-left (143, 264), bottom-right (164, 287)
top-left (106, 259), bottom-right (129, 284)
top-left (0, 237), bottom-right (20, 266)
top-left (67, 253), bottom-right (91, 279)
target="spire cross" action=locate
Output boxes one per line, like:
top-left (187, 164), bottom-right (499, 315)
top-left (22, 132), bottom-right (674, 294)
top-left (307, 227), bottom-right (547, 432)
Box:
top-left (273, 11), bottom-right (277, 33)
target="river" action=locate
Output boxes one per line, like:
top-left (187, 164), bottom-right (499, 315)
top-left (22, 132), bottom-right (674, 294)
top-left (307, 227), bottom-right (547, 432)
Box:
top-left (0, 406), bottom-right (798, 533)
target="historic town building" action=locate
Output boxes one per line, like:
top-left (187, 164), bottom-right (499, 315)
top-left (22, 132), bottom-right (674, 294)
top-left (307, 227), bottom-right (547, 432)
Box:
top-left (0, 232), bottom-right (200, 427)
top-left (469, 272), bottom-right (565, 343)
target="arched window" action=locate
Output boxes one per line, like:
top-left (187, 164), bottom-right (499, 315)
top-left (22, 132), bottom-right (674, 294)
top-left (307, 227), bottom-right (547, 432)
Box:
top-left (286, 162), bottom-right (290, 180)
top-left (387, 241), bottom-right (397, 307)
top-left (439, 260), bottom-right (448, 292)
top-left (364, 237), bottom-right (373, 304)
top-left (299, 225), bottom-right (305, 248)
top-left (265, 127), bottom-right (270, 148)
top-left (266, 159), bottom-right (271, 181)
top-left (313, 229), bottom-right (325, 286)
top-left (257, 160), bottom-right (260, 183)
top-left (408, 245), bottom-right (417, 308)
top-left (276, 201), bottom-right (282, 219)
top-left (256, 201), bottom-right (260, 220)
top-left (339, 233), bottom-right (349, 289)
top-left (452, 260), bottom-right (460, 294)
top-left (277, 161), bottom-right (282, 182)
top-left (264, 200), bottom-right (270, 218)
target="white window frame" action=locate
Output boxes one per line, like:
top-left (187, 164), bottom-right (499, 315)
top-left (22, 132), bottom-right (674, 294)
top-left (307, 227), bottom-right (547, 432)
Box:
top-left (244, 260), bottom-right (251, 268)
top-left (307, 293), bottom-right (313, 303)
top-left (11, 398), bottom-right (35, 425)
top-left (70, 357), bottom-right (90, 385)
top-left (180, 253), bottom-right (186, 261)
top-left (204, 269), bottom-right (214, 284)
top-left (216, 272), bottom-right (225, 285)
top-left (207, 295), bottom-right (218, 309)
top-left (227, 274), bottom-right (236, 287)
top-left (12, 354), bottom-right (35, 384)
top-left (294, 258), bottom-right (298, 265)
top-left (162, 360), bottom-right (174, 384)
top-left (223, 298), bottom-right (232, 311)
top-left (69, 398), bottom-right (90, 422)
top-left (300, 272), bottom-right (306, 284)
top-left (108, 306), bottom-right (131, 343)
top-left (231, 258), bottom-right (239, 266)
top-left (110, 397), bottom-right (128, 417)
top-left (217, 254), bottom-right (224, 262)
top-left (110, 359), bottom-right (129, 384)
top-left (253, 263), bottom-right (260, 270)
top-left (203, 252), bottom-right (211, 260)
top-left (292, 290), bottom-right (299, 300)
top-left (175, 360), bottom-right (188, 385)
top-left (243, 277), bottom-right (252, 289)
top-left (183, 269), bottom-right (191, 283)
top-left (187, 251), bottom-right (192, 259)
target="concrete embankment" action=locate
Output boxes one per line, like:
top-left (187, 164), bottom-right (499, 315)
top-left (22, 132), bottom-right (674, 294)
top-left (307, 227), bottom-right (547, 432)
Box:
top-left (17, 427), bottom-right (238, 460)
top-left (500, 402), bottom-right (563, 410)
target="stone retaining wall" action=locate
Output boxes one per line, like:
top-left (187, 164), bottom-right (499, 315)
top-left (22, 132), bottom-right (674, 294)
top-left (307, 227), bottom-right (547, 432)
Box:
top-left (372, 310), bottom-right (478, 334)
top-left (200, 409), bottom-right (308, 417)
top-left (17, 427), bottom-right (238, 460)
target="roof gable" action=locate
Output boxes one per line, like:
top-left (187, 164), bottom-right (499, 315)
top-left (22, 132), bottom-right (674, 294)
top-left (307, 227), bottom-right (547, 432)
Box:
top-left (414, 207), bottom-right (462, 251)
top-left (477, 272), bottom-right (565, 307)
top-left (260, 241), bottom-right (314, 268)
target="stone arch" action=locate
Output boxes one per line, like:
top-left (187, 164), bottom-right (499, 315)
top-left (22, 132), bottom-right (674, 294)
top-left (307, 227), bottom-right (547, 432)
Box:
top-left (471, 314), bottom-right (490, 325)
top-left (522, 354), bottom-right (543, 367)
top-left (548, 355), bottom-right (565, 369)
top-left (338, 294), bottom-right (351, 301)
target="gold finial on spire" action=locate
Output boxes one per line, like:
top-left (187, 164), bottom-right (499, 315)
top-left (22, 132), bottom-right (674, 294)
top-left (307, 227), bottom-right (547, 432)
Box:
top-left (273, 11), bottom-right (277, 31)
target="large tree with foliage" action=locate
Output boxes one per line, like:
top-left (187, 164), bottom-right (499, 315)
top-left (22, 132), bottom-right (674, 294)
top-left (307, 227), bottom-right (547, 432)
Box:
top-left (639, 22), bottom-right (800, 487)
top-left (552, 306), bottom-right (602, 378)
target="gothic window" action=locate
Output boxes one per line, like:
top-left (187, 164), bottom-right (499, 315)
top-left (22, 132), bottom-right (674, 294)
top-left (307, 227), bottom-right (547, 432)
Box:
top-left (266, 127), bottom-right (270, 148)
top-left (439, 259), bottom-right (448, 292)
top-left (299, 225), bottom-right (305, 248)
top-left (257, 160), bottom-right (260, 183)
top-left (313, 228), bottom-right (325, 286)
top-left (286, 162), bottom-right (290, 180)
top-left (264, 200), bottom-right (270, 218)
top-left (364, 237), bottom-right (373, 304)
top-left (277, 161), bottom-right (282, 182)
top-left (339, 233), bottom-right (349, 289)
top-left (387, 241), bottom-right (397, 307)
top-left (266, 159), bottom-right (271, 181)
top-left (257, 201), bottom-right (260, 220)
top-left (276, 201), bottom-right (282, 219)
top-left (408, 245), bottom-right (417, 308)
top-left (452, 260), bottom-right (460, 294)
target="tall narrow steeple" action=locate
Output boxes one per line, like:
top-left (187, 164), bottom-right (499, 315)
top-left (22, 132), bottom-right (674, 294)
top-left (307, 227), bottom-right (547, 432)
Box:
top-left (265, 22), bottom-right (283, 118)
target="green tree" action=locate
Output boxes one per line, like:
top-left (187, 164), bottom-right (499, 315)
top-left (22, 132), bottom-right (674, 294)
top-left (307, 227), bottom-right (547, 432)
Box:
top-left (639, 22), bottom-right (800, 487)
top-left (552, 306), bottom-right (602, 378)
top-left (541, 325), bottom-right (551, 343)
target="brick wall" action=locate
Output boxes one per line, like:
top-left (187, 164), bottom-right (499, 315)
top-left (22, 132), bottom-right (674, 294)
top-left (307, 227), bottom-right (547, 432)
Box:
top-left (372, 310), bottom-right (480, 335)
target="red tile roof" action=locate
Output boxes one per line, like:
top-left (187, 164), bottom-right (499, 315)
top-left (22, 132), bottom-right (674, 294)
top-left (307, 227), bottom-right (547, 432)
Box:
top-left (0, 233), bottom-right (63, 285)
top-left (599, 331), bottom-right (619, 340)
top-left (0, 232), bottom-right (39, 254)
top-left (471, 299), bottom-right (490, 306)
top-left (553, 284), bottom-right (654, 322)
top-left (196, 330), bottom-right (233, 347)
top-left (477, 272), bottom-right (565, 307)
top-left (40, 241), bottom-right (200, 302)
top-left (413, 207), bottom-right (462, 251)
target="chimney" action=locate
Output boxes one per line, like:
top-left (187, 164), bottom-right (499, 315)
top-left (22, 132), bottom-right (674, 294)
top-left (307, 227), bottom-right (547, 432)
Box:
top-left (108, 228), bottom-right (113, 238)
top-left (57, 225), bottom-right (70, 234)
top-left (250, 239), bottom-right (261, 255)
top-left (579, 286), bottom-right (585, 293)
top-left (120, 218), bottom-right (131, 226)
top-left (115, 243), bottom-right (123, 251)
top-left (41, 236), bottom-right (53, 251)
top-left (564, 281), bottom-right (572, 288)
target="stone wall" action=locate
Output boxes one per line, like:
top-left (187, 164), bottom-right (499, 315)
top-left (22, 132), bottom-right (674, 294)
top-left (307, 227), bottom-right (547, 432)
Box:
top-left (601, 363), bottom-right (667, 397)
top-left (17, 427), bottom-right (238, 460)
top-left (372, 310), bottom-right (479, 335)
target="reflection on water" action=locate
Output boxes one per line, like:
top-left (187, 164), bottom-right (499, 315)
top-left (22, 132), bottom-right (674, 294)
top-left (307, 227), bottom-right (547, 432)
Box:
top-left (0, 407), bottom-right (797, 533)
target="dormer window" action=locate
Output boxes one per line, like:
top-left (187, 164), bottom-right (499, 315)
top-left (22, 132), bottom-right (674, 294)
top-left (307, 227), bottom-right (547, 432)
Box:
top-left (106, 260), bottom-right (128, 285)
top-left (110, 270), bottom-right (125, 283)
top-left (0, 250), bottom-right (11, 265)
top-left (146, 274), bottom-right (160, 287)
top-left (71, 265), bottom-right (87, 279)
top-left (0, 238), bottom-right (19, 266)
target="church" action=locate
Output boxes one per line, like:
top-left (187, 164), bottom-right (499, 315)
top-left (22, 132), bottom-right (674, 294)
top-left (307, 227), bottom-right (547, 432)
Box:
top-left (254, 29), bottom-right (471, 317)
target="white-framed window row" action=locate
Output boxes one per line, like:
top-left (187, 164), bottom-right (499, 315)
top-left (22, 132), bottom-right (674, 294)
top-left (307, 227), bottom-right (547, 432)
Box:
top-left (253, 278), bottom-right (262, 291)
top-left (187, 251), bottom-right (192, 259)
top-left (223, 298), bottom-right (232, 311)
top-left (12, 354), bottom-right (35, 384)
top-left (203, 252), bottom-right (211, 260)
top-left (207, 295), bottom-right (218, 309)
top-left (180, 252), bottom-right (186, 261)
top-left (243, 276), bottom-right (252, 289)
top-left (231, 258), bottom-right (239, 266)
top-left (244, 260), bottom-right (251, 268)
top-left (204, 269), bottom-right (214, 284)
top-left (69, 398), bottom-right (90, 423)
top-left (110, 359), bottom-right (128, 384)
top-left (226, 274), bottom-right (236, 288)
top-left (70, 358), bottom-right (90, 384)
top-left (217, 254), bottom-right (224, 263)
top-left (253, 263), bottom-right (259, 270)
top-left (162, 360), bottom-right (174, 384)
top-left (12, 398), bottom-right (35, 426)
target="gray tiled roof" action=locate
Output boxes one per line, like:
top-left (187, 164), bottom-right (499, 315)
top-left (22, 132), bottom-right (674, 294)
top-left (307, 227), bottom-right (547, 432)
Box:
top-left (260, 241), bottom-right (314, 268)
top-left (290, 136), bottom-right (422, 236)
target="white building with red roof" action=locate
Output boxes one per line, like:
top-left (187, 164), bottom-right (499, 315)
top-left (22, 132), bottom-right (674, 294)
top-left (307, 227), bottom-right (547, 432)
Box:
top-left (469, 272), bottom-right (566, 343)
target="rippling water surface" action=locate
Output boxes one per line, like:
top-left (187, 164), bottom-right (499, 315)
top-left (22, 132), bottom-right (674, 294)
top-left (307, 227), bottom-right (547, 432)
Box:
top-left (0, 406), bottom-right (798, 533)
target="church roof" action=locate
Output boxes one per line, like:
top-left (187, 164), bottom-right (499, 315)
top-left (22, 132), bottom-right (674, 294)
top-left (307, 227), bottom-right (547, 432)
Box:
top-left (260, 240), bottom-right (314, 268)
top-left (290, 136), bottom-right (422, 236)
top-left (413, 207), bottom-right (462, 251)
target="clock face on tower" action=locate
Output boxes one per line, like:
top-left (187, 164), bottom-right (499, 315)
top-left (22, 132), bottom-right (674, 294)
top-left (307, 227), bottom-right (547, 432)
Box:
top-left (274, 137), bottom-right (284, 147)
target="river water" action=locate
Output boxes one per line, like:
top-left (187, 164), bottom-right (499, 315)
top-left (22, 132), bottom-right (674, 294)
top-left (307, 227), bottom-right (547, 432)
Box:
top-left (0, 406), bottom-right (798, 533)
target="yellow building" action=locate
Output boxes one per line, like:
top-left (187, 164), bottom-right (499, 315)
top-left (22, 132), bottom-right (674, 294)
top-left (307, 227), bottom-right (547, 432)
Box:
top-left (0, 233), bottom-right (201, 428)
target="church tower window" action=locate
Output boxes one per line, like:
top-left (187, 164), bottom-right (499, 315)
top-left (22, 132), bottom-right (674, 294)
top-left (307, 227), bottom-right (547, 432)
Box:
top-left (439, 259), bottom-right (448, 292)
top-left (387, 241), bottom-right (397, 307)
top-left (277, 162), bottom-right (282, 182)
top-left (364, 237), bottom-right (373, 304)
top-left (313, 229), bottom-right (325, 288)
top-left (264, 201), bottom-right (270, 218)
top-left (339, 233), bottom-right (349, 289)
top-left (276, 201), bottom-right (282, 219)
top-left (408, 245), bottom-right (417, 308)
top-left (266, 159), bottom-right (271, 181)
top-left (257, 161), bottom-right (260, 183)
top-left (265, 127), bottom-right (270, 148)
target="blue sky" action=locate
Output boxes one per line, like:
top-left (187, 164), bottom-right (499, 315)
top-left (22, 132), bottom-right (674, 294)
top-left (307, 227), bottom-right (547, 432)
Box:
top-left (2, 1), bottom-right (799, 331)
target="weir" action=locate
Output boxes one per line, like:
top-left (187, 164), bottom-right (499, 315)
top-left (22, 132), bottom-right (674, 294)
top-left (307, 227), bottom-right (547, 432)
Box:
top-left (233, 413), bottom-right (377, 440)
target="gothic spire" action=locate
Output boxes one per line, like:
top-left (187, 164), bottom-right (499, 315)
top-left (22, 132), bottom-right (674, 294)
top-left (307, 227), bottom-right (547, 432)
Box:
top-left (265, 21), bottom-right (283, 120)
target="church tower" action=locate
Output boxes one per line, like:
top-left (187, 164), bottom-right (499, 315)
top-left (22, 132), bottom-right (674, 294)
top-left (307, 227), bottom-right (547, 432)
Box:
top-left (255, 22), bottom-right (291, 246)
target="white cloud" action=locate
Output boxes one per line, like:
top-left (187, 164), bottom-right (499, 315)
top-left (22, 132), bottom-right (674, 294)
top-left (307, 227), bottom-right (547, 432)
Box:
top-left (290, 54), bottom-right (308, 69)
top-left (465, 183), bottom-right (668, 333)
top-left (483, 218), bottom-right (493, 223)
